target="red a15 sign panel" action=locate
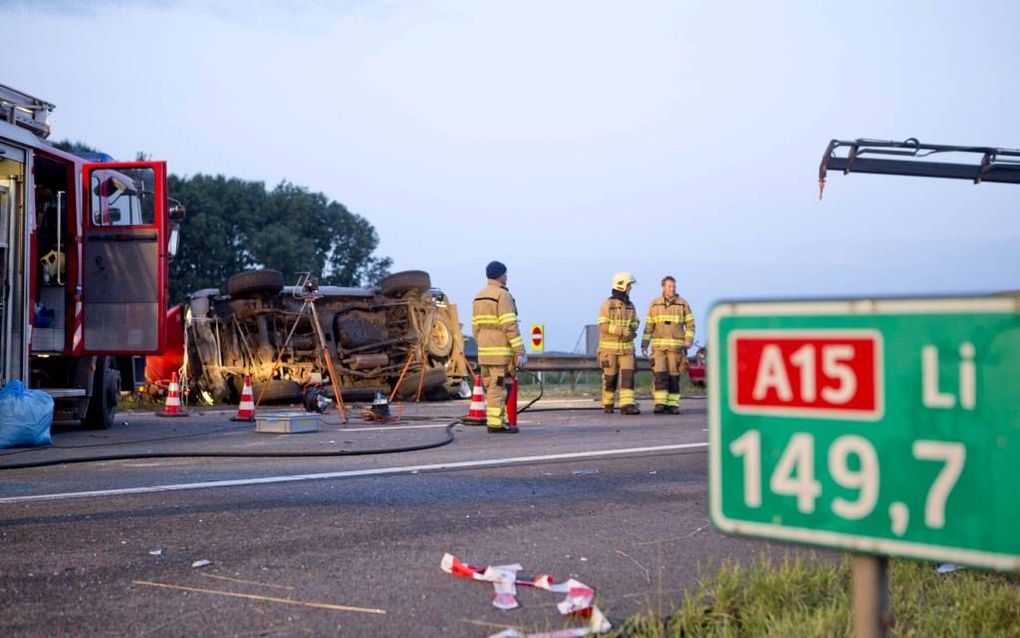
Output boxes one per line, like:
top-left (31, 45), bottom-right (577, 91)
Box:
top-left (728, 330), bottom-right (883, 420)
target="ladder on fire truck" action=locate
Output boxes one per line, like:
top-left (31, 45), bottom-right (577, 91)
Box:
top-left (0, 83), bottom-right (55, 139)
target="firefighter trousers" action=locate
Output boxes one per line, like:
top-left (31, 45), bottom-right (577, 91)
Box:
top-left (652, 349), bottom-right (687, 408)
top-left (600, 352), bottom-right (636, 407)
top-left (480, 364), bottom-right (510, 427)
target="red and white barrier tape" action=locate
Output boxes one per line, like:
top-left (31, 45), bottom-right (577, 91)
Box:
top-left (440, 553), bottom-right (611, 637)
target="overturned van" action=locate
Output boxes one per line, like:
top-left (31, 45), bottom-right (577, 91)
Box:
top-left (182, 269), bottom-right (469, 404)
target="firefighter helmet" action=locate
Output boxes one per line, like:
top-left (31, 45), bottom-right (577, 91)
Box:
top-left (611, 271), bottom-right (637, 292)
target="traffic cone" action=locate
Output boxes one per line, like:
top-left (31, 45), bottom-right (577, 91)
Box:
top-left (460, 375), bottom-right (486, 425)
top-left (155, 371), bottom-right (188, 417)
top-left (231, 374), bottom-right (256, 422)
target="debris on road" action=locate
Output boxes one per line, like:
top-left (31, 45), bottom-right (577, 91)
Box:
top-left (148, 549), bottom-right (163, 556)
top-left (440, 553), bottom-right (611, 637)
top-left (132, 580), bottom-right (386, 615)
top-left (191, 559), bottom-right (212, 568)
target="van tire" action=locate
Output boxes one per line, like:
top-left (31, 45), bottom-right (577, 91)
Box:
top-left (379, 270), bottom-right (431, 297)
top-left (227, 269), bottom-right (285, 298)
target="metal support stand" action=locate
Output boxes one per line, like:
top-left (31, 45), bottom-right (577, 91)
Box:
top-left (852, 554), bottom-right (891, 638)
top-left (255, 276), bottom-right (348, 423)
top-left (307, 300), bottom-right (348, 423)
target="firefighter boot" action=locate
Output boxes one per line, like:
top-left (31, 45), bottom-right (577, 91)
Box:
top-left (653, 404), bottom-right (667, 414)
top-left (666, 374), bottom-right (681, 414)
top-left (621, 404), bottom-right (641, 415)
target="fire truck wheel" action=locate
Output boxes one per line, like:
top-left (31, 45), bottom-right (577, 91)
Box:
top-left (427, 313), bottom-right (455, 358)
top-left (84, 357), bottom-right (121, 430)
top-left (379, 270), bottom-right (431, 297)
top-left (227, 269), bottom-right (285, 298)
top-left (252, 380), bottom-right (303, 403)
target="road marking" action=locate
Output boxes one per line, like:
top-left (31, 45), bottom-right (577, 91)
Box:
top-left (132, 580), bottom-right (386, 615)
top-left (0, 442), bottom-right (707, 504)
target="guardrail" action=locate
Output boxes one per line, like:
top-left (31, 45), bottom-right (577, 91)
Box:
top-left (520, 353), bottom-right (653, 372)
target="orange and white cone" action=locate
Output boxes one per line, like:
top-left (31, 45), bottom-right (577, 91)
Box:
top-left (461, 375), bottom-right (486, 425)
top-left (155, 371), bottom-right (188, 417)
top-left (231, 374), bottom-right (256, 422)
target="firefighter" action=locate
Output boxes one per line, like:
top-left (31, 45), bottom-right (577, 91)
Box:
top-left (597, 272), bottom-right (641, 415)
top-left (641, 275), bottom-right (695, 414)
top-left (471, 261), bottom-right (526, 433)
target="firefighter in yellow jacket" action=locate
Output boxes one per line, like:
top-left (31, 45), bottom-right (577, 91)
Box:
top-left (597, 272), bottom-right (641, 415)
top-left (471, 261), bottom-right (526, 433)
top-left (641, 275), bottom-right (695, 414)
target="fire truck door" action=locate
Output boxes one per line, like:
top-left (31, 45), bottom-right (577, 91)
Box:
top-left (0, 142), bottom-right (27, 385)
top-left (81, 162), bottom-right (167, 355)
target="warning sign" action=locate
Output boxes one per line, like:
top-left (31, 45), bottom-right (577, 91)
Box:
top-left (530, 324), bottom-right (544, 352)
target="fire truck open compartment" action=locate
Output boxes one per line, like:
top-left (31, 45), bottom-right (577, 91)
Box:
top-left (31, 152), bottom-right (73, 353)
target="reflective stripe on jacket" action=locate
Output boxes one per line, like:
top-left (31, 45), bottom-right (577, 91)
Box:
top-left (597, 297), bottom-right (639, 355)
top-left (472, 280), bottom-right (524, 365)
top-left (641, 295), bottom-right (695, 352)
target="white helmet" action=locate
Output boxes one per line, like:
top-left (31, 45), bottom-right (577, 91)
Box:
top-left (612, 271), bottom-right (637, 292)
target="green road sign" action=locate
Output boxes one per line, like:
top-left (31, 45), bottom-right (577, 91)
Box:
top-left (708, 296), bottom-right (1020, 571)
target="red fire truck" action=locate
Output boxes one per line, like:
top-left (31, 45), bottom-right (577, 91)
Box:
top-left (0, 83), bottom-right (183, 428)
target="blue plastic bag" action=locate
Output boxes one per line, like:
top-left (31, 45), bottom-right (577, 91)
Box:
top-left (0, 381), bottom-right (54, 449)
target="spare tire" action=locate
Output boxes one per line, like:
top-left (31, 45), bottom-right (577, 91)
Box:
top-left (252, 379), bottom-right (303, 403)
top-left (227, 269), bottom-right (284, 298)
top-left (427, 313), bottom-right (456, 358)
top-left (379, 270), bottom-right (431, 297)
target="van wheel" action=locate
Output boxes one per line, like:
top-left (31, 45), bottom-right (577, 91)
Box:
top-left (227, 269), bottom-right (284, 298)
top-left (251, 380), bottom-right (303, 403)
top-left (379, 270), bottom-right (431, 297)
top-left (84, 357), bottom-right (121, 430)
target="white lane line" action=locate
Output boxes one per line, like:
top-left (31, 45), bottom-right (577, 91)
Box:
top-left (0, 442), bottom-right (707, 505)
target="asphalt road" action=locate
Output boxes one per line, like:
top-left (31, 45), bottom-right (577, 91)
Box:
top-left (0, 396), bottom-right (781, 637)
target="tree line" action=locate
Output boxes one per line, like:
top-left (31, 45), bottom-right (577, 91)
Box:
top-left (52, 141), bottom-right (392, 303)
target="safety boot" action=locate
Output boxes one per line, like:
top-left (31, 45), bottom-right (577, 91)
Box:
top-left (667, 406), bottom-right (680, 415)
top-left (653, 404), bottom-right (667, 414)
top-left (487, 425), bottom-right (519, 434)
top-left (620, 404), bottom-right (641, 415)
top-left (603, 405), bottom-right (614, 414)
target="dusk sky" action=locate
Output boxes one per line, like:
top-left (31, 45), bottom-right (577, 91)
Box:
top-left (5, 0), bottom-right (1018, 350)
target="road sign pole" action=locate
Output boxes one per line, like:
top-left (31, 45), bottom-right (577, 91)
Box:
top-left (852, 554), bottom-right (890, 638)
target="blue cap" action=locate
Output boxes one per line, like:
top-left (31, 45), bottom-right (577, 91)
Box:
top-left (486, 261), bottom-right (507, 280)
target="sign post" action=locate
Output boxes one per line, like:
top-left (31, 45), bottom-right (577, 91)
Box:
top-left (852, 554), bottom-right (890, 638)
top-left (708, 296), bottom-right (1020, 635)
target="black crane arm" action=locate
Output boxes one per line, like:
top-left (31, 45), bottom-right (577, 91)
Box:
top-left (818, 138), bottom-right (1020, 198)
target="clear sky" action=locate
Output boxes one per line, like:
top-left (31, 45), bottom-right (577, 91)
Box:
top-left (5, 0), bottom-right (1018, 351)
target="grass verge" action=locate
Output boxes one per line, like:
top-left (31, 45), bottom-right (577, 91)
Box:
top-left (611, 553), bottom-right (1020, 637)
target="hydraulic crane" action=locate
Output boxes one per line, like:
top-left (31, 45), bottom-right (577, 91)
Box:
top-left (818, 137), bottom-right (1020, 199)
